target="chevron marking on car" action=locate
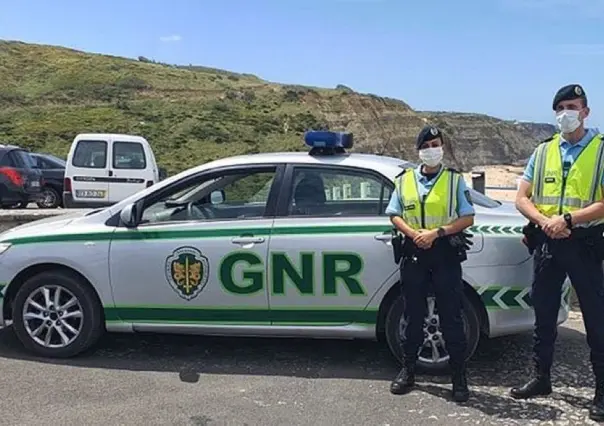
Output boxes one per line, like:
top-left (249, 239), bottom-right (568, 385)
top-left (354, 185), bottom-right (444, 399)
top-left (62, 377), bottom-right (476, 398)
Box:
top-left (477, 286), bottom-right (533, 310)
top-left (513, 287), bottom-right (531, 310)
top-left (470, 225), bottom-right (523, 235)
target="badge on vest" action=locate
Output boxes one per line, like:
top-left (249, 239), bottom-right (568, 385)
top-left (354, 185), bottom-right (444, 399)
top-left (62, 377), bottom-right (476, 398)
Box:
top-left (404, 204), bottom-right (416, 211)
top-left (544, 177), bottom-right (556, 183)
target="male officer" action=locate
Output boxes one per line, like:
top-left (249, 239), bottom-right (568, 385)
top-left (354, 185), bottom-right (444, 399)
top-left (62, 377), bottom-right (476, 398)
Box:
top-left (385, 125), bottom-right (475, 402)
top-left (512, 84), bottom-right (604, 421)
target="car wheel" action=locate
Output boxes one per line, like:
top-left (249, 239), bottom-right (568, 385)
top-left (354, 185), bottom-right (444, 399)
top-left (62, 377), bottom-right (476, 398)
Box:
top-left (36, 186), bottom-right (61, 209)
top-left (11, 270), bottom-right (105, 358)
top-left (384, 289), bottom-right (481, 374)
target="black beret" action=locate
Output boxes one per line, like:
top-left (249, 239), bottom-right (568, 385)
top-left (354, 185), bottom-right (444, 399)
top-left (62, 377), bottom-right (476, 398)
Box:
top-left (416, 125), bottom-right (442, 149)
top-left (552, 84), bottom-right (587, 110)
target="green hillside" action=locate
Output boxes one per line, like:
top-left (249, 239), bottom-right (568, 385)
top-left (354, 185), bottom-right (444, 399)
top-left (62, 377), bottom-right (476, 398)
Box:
top-left (0, 40), bottom-right (555, 175)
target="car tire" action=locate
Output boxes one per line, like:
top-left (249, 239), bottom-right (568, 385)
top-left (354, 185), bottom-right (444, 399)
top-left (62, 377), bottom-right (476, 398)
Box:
top-left (36, 186), bottom-right (61, 209)
top-left (11, 270), bottom-right (105, 358)
top-left (384, 288), bottom-right (481, 374)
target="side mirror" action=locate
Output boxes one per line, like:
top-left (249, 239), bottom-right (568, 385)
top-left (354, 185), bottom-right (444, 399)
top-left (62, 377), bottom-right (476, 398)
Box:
top-left (210, 190), bottom-right (225, 205)
top-left (120, 203), bottom-right (139, 228)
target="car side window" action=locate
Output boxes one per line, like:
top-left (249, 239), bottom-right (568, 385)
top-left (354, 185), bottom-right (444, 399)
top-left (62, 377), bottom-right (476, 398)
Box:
top-left (113, 142), bottom-right (147, 170)
top-left (0, 153), bottom-right (16, 167)
top-left (140, 167), bottom-right (277, 225)
top-left (8, 150), bottom-right (36, 169)
top-left (72, 140), bottom-right (107, 168)
top-left (287, 166), bottom-right (392, 217)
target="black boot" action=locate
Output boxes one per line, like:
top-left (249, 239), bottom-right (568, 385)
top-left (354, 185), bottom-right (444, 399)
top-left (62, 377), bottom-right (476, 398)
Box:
top-left (390, 361), bottom-right (416, 395)
top-left (451, 365), bottom-right (470, 402)
top-left (589, 381), bottom-right (604, 422)
top-left (510, 370), bottom-right (552, 399)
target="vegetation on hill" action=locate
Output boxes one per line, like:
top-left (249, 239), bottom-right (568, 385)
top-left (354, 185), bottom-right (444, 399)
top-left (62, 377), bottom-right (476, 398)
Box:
top-left (0, 40), bottom-right (555, 175)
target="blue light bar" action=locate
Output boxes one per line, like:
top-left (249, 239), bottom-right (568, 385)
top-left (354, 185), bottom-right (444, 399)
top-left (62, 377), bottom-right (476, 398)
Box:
top-left (304, 131), bottom-right (354, 149)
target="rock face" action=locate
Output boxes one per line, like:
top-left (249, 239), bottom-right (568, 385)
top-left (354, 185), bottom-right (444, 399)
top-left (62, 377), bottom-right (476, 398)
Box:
top-left (419, 112), bottom-right (556, 170)
top-left (0, 39), bottom-right (557, 173)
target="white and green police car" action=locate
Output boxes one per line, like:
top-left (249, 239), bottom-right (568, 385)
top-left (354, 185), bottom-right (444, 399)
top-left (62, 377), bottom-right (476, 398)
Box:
top-left (0, 131), bottom-right (570, 372)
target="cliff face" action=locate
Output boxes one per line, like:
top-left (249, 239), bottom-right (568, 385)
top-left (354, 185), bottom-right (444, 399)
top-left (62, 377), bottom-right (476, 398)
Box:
top-left (0, 39), bottom-right (556, 173)
top-left (418, 112), bottom-right (556, 169)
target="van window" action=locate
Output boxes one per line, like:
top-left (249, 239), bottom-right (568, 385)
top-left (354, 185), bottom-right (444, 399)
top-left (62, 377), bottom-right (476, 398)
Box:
top-left (113, 142), bottom-right (147, 170)
top-left (72, 140), bottom-right (108, 169)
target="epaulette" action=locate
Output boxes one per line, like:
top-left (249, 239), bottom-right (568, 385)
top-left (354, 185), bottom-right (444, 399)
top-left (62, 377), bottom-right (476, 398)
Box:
top-left (394, 168), bottom-right (409, 178)
top-left (538, 134), bottom-right (556, 145)
top-left (445, 166), bottom-right (461, 174)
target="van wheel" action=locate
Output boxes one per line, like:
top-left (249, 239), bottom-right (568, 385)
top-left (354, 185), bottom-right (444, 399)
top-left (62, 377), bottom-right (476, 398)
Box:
top-left (11, 270), bottom-right (104, 358)
top-left (384, 291), bottom-right (481, 374)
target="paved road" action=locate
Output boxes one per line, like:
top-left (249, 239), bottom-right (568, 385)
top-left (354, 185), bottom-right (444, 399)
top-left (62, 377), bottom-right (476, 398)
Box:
top-left (0, 311), bottom-right (598, 425)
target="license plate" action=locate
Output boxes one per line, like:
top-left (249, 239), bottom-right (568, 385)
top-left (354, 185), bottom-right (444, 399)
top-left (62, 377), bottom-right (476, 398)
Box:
top-left (30, 181), bottom-right (40, 188)
top-left (75, 190), bottom-right (106, 199)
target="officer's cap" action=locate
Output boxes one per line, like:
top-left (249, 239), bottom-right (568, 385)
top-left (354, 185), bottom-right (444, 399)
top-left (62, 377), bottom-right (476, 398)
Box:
top-left (552, 84), bottom-right (587, 110)
top-left (416, 125), bottom-right (442, 149)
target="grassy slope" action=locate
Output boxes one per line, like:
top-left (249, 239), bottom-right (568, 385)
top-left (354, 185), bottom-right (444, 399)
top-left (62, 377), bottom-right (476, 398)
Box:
top-left (0, 40), bottom-right (354, 174)
top-left (0, 40), bottom-right (547, 176)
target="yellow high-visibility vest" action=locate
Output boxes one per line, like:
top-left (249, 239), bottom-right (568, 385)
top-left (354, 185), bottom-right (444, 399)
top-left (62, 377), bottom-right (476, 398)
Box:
top-left (531, 133), bottom-right (604, 226)
top-left (395, 167), bottom-right (460, 230)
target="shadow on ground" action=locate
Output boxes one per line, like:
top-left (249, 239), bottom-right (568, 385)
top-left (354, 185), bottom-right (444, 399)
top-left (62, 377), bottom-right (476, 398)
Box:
top-left (0, 319), bottom-right (594, 422)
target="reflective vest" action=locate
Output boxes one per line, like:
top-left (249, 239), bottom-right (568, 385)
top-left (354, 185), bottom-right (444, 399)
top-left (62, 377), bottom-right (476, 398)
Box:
top-left (531, 132), bottom-right (604, 226)
top-left (395, 167), bottom-right (460, 230)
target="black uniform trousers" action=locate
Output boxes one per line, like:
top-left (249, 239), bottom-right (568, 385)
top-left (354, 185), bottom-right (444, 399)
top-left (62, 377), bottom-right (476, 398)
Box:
top-left (399, 240), bottom-right (467, 367)
top-left (531, 235), bottom-right (604, 379)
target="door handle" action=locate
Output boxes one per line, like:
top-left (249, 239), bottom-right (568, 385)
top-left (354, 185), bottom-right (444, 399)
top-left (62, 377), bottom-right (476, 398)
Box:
top-left (231, 236), bottom-right (265, 245)
top-left (374, 233), bottom-right (393, 242)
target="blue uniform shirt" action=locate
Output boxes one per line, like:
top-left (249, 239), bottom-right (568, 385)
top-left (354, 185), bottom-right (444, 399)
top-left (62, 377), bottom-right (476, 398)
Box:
top-left (385, 165), bottom-right (476, 218)
top-left (522, 127), bottom-right (604, 185)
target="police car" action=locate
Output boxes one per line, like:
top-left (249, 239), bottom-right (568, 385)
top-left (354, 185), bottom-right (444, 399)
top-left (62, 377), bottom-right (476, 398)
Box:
top-left (0, 131), bottom-right (570, 372)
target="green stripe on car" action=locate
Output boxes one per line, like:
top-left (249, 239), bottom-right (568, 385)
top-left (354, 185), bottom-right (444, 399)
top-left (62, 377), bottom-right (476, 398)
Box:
top-left (104, 306), bottom-right (379, 324)
top-left (3, 223), bottom-right (523, 246)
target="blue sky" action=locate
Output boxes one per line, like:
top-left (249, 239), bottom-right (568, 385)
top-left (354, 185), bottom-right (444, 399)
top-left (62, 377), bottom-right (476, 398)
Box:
top-left (2, 0), bottom-right (604, 128)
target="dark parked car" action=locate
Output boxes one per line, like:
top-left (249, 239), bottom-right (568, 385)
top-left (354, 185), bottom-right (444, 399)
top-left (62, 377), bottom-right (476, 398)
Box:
top-left (0, 145), bottom-right (43, 209)
top-left (29, 153), bottom-right (66, 209)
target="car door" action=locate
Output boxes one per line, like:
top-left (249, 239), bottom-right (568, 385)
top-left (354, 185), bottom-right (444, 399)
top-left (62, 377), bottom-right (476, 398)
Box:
top-left (108, 164), bottom-right (284, 327)
top-left (266, 164), bottom-right (397, 326)
top-left (108, 139), bottom-right (151, 203)
top-left (68, 138), bottom-right (111, 204)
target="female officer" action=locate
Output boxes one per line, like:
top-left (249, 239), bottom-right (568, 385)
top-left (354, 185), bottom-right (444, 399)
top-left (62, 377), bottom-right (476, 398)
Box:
top-left (385, 125), bottom-right (475, 402)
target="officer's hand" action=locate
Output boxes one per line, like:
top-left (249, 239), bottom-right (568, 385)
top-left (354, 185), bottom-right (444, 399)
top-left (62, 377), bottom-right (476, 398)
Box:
top-left (414, 229), bottom-right (438, 249)
top-left (542, 216), bottom-right (567, 237)
top-left (551, 228), bottom-right (571, 239)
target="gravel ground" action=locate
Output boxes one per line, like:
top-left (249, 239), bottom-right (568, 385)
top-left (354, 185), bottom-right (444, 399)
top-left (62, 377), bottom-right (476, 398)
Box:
top-left (0, 310), bottom-right (599, 425)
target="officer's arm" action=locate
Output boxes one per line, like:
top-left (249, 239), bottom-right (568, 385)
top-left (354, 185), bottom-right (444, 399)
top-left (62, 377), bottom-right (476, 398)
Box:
top-left (515, 150), bottom-right (549, 226)
top-left (385, 191), bottom-right (419, 239)
top-left (441, 177), bottom-right (475, 236)
top-left (568, 174), bottom-right (604, 225)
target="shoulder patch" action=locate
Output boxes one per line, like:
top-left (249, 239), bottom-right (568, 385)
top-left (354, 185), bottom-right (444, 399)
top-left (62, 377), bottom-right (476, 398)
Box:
top-left (539, 134), bottom-right (556, 145)
top-left (394, 168), bottom-right (409, 178)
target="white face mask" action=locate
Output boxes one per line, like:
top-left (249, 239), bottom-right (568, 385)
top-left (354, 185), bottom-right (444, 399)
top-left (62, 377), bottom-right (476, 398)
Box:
top-left (556, 109), bottom-right (582, 133)
top-left (419, 146), bottom-right (443, 167)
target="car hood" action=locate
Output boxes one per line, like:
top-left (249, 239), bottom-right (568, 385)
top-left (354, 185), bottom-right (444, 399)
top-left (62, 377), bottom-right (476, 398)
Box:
top-left (0, 209), bottom-right (93, 243)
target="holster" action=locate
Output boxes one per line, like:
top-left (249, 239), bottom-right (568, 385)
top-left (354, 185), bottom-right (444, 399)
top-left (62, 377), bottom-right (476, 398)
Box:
top-left (522, 221), bottom-right (543, 255)
top-left (445, 231), bottom-right (474, 263)
top-left (392, 228), bottom-right (403, 264)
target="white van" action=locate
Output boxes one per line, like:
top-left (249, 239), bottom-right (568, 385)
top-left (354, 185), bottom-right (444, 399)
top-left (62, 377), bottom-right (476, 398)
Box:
top-left (63, 133), bottom-right (165, 208)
